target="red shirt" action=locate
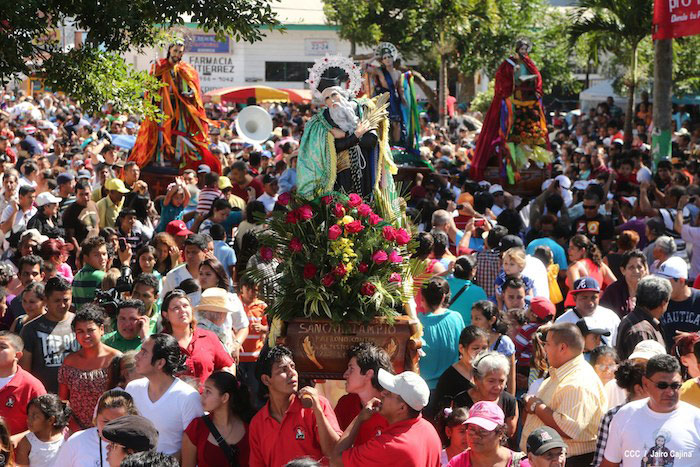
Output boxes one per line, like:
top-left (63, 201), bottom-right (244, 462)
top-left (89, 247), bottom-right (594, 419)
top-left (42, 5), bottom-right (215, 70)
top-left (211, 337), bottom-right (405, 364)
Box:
top-left (0, 367), bottom-right (46, 434)
top-left (177, 328), bottom-right (234, 392)
top-left (231, 178), bottom-right (264, 202)
top-left (248, 395), bottom-right (341, 466)
top-left (184, 416), bottom-right (250, 466)
top-left (333, 393), bottom-right (388, 446)
top-left (341, 415), bottom-right (442, 467)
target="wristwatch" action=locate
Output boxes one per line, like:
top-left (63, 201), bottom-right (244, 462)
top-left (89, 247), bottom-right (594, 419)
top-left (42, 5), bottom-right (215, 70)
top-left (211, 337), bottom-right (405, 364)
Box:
top-left (528, 399), bottom-right (539, 414)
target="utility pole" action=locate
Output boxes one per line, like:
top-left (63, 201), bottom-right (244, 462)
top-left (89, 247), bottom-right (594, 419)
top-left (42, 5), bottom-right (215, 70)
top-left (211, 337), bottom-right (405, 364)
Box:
top-left (652, 38), bottom-right (673, 166)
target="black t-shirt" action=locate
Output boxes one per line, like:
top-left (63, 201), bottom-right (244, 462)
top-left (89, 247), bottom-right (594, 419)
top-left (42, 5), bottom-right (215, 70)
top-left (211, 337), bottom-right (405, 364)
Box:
top-left (660, 288), bottom-right (700, 349)
top-left (433, 365), bottom-right (475, 412)
top-left (574, 213), bottom-right (614, 248)
top-left (62, 201), bottom-right (89, 245)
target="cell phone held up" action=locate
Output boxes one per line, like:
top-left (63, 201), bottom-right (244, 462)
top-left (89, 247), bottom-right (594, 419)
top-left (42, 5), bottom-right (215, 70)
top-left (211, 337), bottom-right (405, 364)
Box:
top-left (118, 237), bottom-right (127, 252)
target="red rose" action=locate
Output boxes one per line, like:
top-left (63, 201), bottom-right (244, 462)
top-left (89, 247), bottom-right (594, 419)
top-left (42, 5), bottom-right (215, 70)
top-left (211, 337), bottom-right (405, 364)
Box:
top-left (388, 251), bottom-right (403, 263)
top-left (372, 250), bottom-right (388, 264)
top-left (361, 282), bottom-right (377, 296)
top-left (278, 192), bottom-right (291, 207)
top-left (394, 228), bottom-right (410, 245)
top-left (369, 213), bottom-right (383, 226)
top-left (303, 263), bottom-right (317, 279)
top-left (321, 195), bottom-right (333, 205)
top-left (285, 211), bottom-right (298, 224)
top-left (333, 203), bottom-right (345, 218)
top-left (289, 237), bottom-right (303, 253)
top-left (345, 220), bottom-right (364, 234)
top-left (333, 263), bottom-right (347, 278)
top-left (260, 246), bottom-right (274, 261)
top-left (321, 273), bottom-right (335, 287)
top-left (382, 226), bottom-right (396, 241)
top-left (298, 205), bottom-right (313, 221)
top-left (358, 262), bottom-right (369, 273)
top-left (347, 193), bottom-right (362, 207)
top-left (328, 224), bottom-right (343, 240)
top-left (389, 272), bottom-right (402, 283)
top-left (357, 203), bottom-right (372, 217)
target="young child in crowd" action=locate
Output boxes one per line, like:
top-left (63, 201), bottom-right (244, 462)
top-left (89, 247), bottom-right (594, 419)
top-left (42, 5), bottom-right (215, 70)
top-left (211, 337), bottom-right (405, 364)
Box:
top-left (239, 277), bottom-right (268, 408)
top-left (196, 172), bottom-right (222, 215)
top-left (156, 178), bottom-right (190, 233)
top-left (513, 297), bottom-right (555, 391)
top-left (135, 245), bottom-right (162, 284)
top-left (437, 407), bottom-right (469, 466)
top-left (576, 317), bottom-right (612, 362)
top-left (589, 345), bottom-right (619, 386)
top-left (495, 248), bottom-right (534, 309)
top-left (532, 245), bottom-right (563, 305)
top-left (15, 394), bottom-right (71, 466)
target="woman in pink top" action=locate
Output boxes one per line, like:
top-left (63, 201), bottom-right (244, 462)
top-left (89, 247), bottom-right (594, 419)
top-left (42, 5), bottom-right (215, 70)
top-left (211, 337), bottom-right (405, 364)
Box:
top-left (564, 234), bottom-right (616, 307)
top-left (39, 238), bottom-right (74, 282)
top-left (447, 401), bottom-right (529, 467)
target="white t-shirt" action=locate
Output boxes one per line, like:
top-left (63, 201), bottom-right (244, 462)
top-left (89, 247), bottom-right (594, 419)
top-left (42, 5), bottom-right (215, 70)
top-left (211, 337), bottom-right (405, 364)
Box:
top-left (0, 373), bottom-right (15, 391)
top-left (161, 263), bottom-right (194, 297)
top-left (126, 377), bottom-right (203, 455)
top-left (523, 255), bottom-right (549, 299)
top-left (52, 427), bottom-right (108, 467)
top-left (257, 192), bottom-right (278, 213)
top-left (555, 305), bottom-right (621, 347)
top-left (604, 399), bottom-right (700, 467)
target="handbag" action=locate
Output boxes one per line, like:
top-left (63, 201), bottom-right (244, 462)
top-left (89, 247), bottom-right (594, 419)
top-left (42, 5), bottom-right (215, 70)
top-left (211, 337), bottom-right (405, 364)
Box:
top-left (202, 415), bottom-right (240, 467)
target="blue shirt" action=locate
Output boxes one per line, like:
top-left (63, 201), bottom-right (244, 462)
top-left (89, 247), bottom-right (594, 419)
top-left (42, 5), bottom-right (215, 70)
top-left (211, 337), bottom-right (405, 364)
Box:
top-left (155, 203), bottom-right (184, 233)
top-left (526, 237), bottom-right (568, 271)
top-left (490, 334), bottom-right (515, 357)
top-left (278, 168), bottom-right (297, 194)
top-left (222, 210), bottom-right (244, 238)
top-left (418, 311), bottom-right (465, 389)
top-left (214, 240), bottom-right (237, 279)
top-left (445, 278), bottom-right (487, 326)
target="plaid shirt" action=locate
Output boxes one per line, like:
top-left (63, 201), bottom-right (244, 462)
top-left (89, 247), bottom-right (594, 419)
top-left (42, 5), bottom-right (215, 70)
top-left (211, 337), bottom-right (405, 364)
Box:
top-left (475, 250), bottom-right (500, 298)
top-left (591, 404), bottom-right (622, 467)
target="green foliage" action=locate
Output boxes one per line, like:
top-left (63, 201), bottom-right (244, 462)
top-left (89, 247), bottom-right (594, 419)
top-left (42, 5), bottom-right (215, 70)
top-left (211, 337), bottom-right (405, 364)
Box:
top-left (673, 36), bottom-right (700, 95)
top-left (472, 81), bottom-right (495, 114)
top-left (1, 0), bottom-right (280, 116)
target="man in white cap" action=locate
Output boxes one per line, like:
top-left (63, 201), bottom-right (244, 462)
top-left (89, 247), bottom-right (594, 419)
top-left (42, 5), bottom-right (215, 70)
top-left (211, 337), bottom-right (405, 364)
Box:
top-left (26, 191), bottom-right (62, 237)
top-left (655, 256), bottom-right (700, 349)
top-left (489, 184), bottom-right (507, 217)
top-left (331, 369), bottom-right (442, 466)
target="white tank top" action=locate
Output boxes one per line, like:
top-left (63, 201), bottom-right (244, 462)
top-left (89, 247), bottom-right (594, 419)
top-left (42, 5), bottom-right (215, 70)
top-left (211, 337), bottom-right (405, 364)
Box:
top-left (27, 432), bottom-right (64, 467)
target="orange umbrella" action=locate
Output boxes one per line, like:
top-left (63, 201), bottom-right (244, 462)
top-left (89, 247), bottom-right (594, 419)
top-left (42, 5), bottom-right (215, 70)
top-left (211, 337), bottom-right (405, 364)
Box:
top-left (280, 88), bottom-right (313, 104)
top-left (205, 86), bottom-right (290, 104)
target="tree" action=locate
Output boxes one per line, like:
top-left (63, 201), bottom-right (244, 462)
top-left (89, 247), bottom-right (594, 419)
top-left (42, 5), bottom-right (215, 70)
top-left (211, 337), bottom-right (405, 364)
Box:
top-left (568, 0), bottom-right (653, 149)
top-left (1, 0), bottom-right (280, 116)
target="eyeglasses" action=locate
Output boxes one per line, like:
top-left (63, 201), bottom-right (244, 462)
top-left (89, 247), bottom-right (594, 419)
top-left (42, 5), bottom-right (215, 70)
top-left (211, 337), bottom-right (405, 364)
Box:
top-left (595, 364), bottom-right (618, 372)
top-left (651, 380), bottom-right (682, 391)
top-left (466, 424), bottom-right (495, 437)
top-left (583, 205), bottom-right (598, 210)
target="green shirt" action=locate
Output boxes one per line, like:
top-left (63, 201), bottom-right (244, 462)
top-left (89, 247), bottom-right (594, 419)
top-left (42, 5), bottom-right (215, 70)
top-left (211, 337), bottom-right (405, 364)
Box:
top-left (101, 316), bottom-right (157, 352)
top-left (72, 265), bottom-right (106, 308)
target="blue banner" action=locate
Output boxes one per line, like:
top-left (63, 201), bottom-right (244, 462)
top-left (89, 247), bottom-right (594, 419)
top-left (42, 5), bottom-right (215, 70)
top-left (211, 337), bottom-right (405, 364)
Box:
top-left (186, 34), bottom-right (230, 54)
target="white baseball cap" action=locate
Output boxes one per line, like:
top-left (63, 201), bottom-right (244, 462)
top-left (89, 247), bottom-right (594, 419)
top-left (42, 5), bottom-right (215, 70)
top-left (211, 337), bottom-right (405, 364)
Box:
top-left (629, 340), bottom-right (666, 361)
top-left (554, 174), bottom-right (571, 190)
top-left (377, 369), bottom-right (430, 411)
top-left (35, 192), bottom-right (61, 207)
top-left (655, 256), bottom-right (688, 280)
top-left (489, 184), bottom-right (504, 194)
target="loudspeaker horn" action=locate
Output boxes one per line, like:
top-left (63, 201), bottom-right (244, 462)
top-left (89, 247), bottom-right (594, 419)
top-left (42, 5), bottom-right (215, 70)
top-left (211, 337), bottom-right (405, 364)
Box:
top-left (235, 105), bottom-right (273, 144)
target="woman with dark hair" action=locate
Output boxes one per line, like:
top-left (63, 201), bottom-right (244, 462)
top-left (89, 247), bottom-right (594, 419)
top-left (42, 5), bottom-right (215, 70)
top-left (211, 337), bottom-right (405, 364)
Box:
top-left (59, 304), bottom-right (121, 433)
top-left (153, 232), bottom-right (181, 276)
top-left (196, 198), bottom-right (232, 236)
top-left (413, 232), bottom-right (446, 314)
top-left (182, 371), bottom-right (253, 466)
top-left (446, 255), bottom-right (486, 325)
top-left (471, 300), bottom-right (516, 394)
top-left (161, 289), bottom-right (234, 391)
top-left (10, 281), bottom-right (45, 333)
top-left (419, 277), bottom-right (465, 391)
top-left (604, 229), bottom-right (641, 280)
top-left (600, 249), bottom-right (647, 318)
top-left (564, 233), bottom-right (616, 307)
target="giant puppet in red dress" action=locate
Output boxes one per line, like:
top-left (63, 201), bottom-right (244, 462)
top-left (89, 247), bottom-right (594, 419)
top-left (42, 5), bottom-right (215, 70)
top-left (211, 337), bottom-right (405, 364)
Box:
top-left (128, 41), bottom-right (222, 174)
top-left (470, 40), bottom-right (551, 184)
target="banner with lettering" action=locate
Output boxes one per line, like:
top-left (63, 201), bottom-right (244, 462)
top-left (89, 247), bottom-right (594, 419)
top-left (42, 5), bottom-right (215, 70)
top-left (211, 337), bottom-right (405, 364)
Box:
top-left (654, 0), bottom-right (700, 39)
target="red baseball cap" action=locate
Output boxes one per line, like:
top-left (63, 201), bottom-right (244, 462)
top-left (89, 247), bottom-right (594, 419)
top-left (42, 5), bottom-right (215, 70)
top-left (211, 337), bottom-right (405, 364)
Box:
top-left (530, 297), bottom-right (555, 320)
top-left (166, 220), bottom-right (193, 237)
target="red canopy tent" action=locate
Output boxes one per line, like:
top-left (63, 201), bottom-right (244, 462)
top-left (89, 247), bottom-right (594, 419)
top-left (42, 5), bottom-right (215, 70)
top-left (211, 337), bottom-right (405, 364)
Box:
top-left (204, 86), bottom-right (290, 104)
top-left (280, 88), bottom-right (312, 104)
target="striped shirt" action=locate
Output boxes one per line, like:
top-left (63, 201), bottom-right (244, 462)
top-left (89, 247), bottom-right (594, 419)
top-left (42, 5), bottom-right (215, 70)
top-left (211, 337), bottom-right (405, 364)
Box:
top-left (520, 353), bottom-right (608, 457)
top-left (240, 300), bottom-right (267, 363)
top-left (196, 187), bottom-right (222, 215)
top-left (72, 265), bottom-right (106, 308)
top-left (514, 322), bottom-right (540, 368)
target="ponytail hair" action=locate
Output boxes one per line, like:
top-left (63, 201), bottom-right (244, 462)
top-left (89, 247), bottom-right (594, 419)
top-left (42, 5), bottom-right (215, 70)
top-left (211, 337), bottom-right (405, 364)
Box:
top-left (435, 407), bottom-right (469, 447)
top-left (472, 300), bottom-right (508, 335)
top-left (571, 234), bottom-right (602, 266)
top-left (207, 371), bottom-right (255, 423)
top-left (27, 394), bottom-right (71, 430)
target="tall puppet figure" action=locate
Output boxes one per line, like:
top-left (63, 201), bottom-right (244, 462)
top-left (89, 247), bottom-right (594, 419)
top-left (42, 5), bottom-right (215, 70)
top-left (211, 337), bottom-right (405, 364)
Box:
top-left (470, 39), bottom-right (551, 184)
top-left (369, 43), bottom-right (405, 145)
top-left (128, 40), bottom-right (222, 174)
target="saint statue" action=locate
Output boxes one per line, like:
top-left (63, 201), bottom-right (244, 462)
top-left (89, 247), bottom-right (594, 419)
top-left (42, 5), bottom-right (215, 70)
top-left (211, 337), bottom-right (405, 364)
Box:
top-left (470, 39), bottom-right (551, 183)
top-left (368, 43), bottom-right (405, 145)
top-left (128, 40), bottom-right (221, 174)
top-left (296, 55), bottom-right (399, 212)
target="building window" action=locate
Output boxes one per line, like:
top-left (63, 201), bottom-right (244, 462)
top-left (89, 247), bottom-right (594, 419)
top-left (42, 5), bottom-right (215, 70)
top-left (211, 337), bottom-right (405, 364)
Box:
top-left (265, 62), bottom-right (315, 82)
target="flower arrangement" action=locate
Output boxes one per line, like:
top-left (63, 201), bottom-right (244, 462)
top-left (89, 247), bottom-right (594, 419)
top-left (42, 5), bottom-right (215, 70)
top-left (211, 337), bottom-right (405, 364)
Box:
top-left (252, 191), bottom-right (414, 324)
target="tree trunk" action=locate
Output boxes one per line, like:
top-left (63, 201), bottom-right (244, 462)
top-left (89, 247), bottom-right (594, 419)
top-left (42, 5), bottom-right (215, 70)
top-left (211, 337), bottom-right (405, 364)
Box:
top-left (439, 53), bottom-right (448, 126)
top-left (623, 44), bottom-right (638, 150)
top-left (350, 39), bottom-right (356, 57)
top-left (458, 72), bottom-right (476, 104)
top-left (653, 38), bottom-right (673, 165)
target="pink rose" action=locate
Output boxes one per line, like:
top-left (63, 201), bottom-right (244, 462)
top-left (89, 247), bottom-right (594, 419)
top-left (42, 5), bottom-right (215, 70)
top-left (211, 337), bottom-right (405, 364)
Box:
top-left (382, 226), bottom-right (396, 242)
top-left (389, 272), bottom-right (402, 283)
top-left (321, 195), bottom-right (333, 205)
top-left (303, 263), bottom-right (317, 279)
top-left (297, 204), bottom-right (313, 221)
top-left (361, 282), bottom-right (377, 296)
top-left (321, 273), bottom-right (335, 287)
top-left (278, 192), bottom-right (291, 207)
top-left (345, 220), bottom-right (364, 234)
top-left (394, 228), bottom-right (410, 246)
top-left (260, 246), bottom-right (274, 262)
top-left (285, 211), bottom-right (298, 224)
top-left (358, 262), bottom-right (369, 273)
top-left (333, 263), bottom-right (347, 278)
top-left (347, 193), bottom-right (362, 207)
top-left (328, 224), bottom-right (343, 240)
top-left (369, 213), bottom-right (383, 226)
top-left (388, 251), bottom-right (403, 263)
top-left (289, 237), bottom-right (303, 253)
top-left (372, 250), bottom-right (388, 264)
top-left (333, 203), bottom-right (345, 218)
top-left (357, 203), bottom-right (372, 217)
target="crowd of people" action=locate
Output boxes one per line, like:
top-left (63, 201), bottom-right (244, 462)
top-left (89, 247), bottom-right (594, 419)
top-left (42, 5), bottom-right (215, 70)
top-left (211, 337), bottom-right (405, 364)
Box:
top-left (0, 86), bottom-right (699, 467)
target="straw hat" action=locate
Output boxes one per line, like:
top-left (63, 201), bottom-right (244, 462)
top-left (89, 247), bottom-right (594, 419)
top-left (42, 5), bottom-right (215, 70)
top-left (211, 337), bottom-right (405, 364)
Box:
top-left (195, 287), bottom-right (231, 313)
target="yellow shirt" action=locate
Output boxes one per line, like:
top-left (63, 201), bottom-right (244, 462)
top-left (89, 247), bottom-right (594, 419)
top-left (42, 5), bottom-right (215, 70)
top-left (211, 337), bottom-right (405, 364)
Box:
top-left (680, 378), bottom-right (700, 408)
top-left (520, 354), bottom-right (608, 456)
top-left (96, 195), bottom-right (124, 229)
